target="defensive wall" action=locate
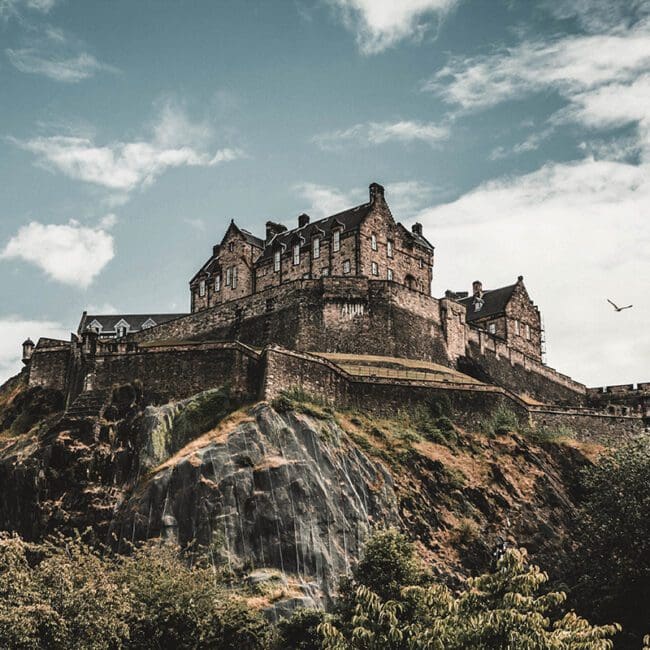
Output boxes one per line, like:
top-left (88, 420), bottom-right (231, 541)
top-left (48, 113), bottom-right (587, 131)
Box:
top-left (126, 276), bottom-right (586, 406)
top-left (586, 383), bottom-right (650, 419)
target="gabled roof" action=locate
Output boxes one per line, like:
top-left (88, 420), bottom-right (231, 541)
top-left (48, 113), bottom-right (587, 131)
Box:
top-left (79, 313), bottom-right (187, 334)
top-left (259, 202), bottom-right (374, 260)
top-left (222, 220), bottom-right (264, 249)
top-left (458, 284), bottom-right (518, 322)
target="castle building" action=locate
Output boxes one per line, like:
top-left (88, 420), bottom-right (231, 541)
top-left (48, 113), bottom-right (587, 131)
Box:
top-left (189, 183), bottom-right (435, 312)
top-left (78, 313), bottom-right (187, 340)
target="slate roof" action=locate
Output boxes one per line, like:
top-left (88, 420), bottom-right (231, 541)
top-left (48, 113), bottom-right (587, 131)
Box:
top-left (79, 313), bottom-right (187, 334)
top-left (258, 202), bottom-right (374, 260)
top-left (239, 229), bottom-right (264, 249)
top-left (458, 284), bottom-right (517, 322)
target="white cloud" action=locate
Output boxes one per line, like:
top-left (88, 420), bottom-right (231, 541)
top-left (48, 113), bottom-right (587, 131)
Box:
top-left (11, 104), bottom-right (243, 193)
top-left (294, 183), bottom-right (364, 218)
top-left (1, 220), bottom-right (115, 288)
top-left (313, 120), bottom-right (449, 151)
top-left (0, 316), bottom-right (69, 386)
top-left (0, 0), bottom-right (57, 19)
top-left (418, 157), bottom-right (650, 386)
top-left (6, 48), bottom-right (116, 82)
top-left (426, 25), bottom-right (650, 111)
top-left (328, 0), bottom-right (459, 54)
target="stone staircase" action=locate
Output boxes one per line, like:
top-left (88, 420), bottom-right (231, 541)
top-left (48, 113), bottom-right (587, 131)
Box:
top-left (65, 390), bottom-right (110, 419)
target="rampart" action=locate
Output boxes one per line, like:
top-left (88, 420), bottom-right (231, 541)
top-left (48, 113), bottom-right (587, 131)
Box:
top-left (586, 383), bottom-right (650, 418)
top-left (460, 332), bottom-right (586, 405)
top-left (28, 338), bottom-right (71, 393)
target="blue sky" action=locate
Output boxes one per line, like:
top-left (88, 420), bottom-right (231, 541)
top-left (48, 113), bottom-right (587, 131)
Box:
top-left (1, 0), bottom-right (648, 386)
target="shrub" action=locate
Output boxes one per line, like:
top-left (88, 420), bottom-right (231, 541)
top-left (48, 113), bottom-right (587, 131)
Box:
top-left (273, 609), bottom-right (326, 650)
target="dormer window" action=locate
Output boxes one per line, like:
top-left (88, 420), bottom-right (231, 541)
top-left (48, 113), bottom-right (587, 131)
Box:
top-left (333, 230), bottom-right (340, 252)
top-left (274, 250), bottom-right (281, 272)
top-left (142, 318), bottom-right (157, 329)
top-left (312, 237), bottom-right (320, 259)
top-left (88, 319), bottom-right (103, 333)
top-left (226, 268), bottom-right (232, 286)
top-left (387, 240), bottom-right (393, 258)
top-left (114, 319), bottom-right (130, 338)
top-left (293, 243), bottom-right (300, 265)
top-left (474, 298), bottom-right (484, 312)
top-left (371, 233), bottom-right (377, 251)
top-left (228, 242), bottom-right (235, 252)
top-left (199, 280), bottom-right (206, 297)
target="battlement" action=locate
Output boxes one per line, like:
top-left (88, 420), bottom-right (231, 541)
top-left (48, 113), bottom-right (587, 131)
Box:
top-left (587, 383), bottom-right (650, 396)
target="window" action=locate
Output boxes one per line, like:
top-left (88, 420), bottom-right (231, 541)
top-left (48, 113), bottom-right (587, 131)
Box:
top-left (215, 275), bottom-right (221, 292)
top-left (199, 280), bottom-right (206, 297)
top-left (488, 323), bottom-right (496, 335)
top-left (419, 258), bottom-right (424, 269)
top-left (387, 240), bottom-right (393, 258)
top-left (514, 320), bottom-right (520, 336)
top-left (228, 242), bottom-right (235, 252)
top-left (226, 268), bottom-right (232, 286)
top-left (232, 266), bottom-right (238, 289)
top-left (371, 233), bottom-right (377, 251)
top-left (525, 324), bottom-right (531, 340)
top-left (274, 250), bottom-right (281, 272)
top-left (333, 230), bottom-right (340, 252)
top-left (371, 262), bottom-right (378, 276)
top-left (387, 268), bottom-right (393, 281)
top-left (293, 243), bottom-right (300, 265)
top-left (322, 267), bottom-right (329, 276)
top-left (312, 237), bottom-right (320, 259)
top-left (343, 260), bottom-right (351, 274)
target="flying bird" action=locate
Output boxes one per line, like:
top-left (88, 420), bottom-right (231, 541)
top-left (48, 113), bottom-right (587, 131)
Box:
top-left (607, 299), bottom-right (633, 312)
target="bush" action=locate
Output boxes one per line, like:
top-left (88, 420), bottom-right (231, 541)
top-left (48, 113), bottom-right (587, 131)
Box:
top-left (273, 609), bottom-right (326, 650)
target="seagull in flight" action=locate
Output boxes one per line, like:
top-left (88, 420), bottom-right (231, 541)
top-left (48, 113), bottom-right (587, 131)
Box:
top-left (607, 299), bottom-right (633, 312)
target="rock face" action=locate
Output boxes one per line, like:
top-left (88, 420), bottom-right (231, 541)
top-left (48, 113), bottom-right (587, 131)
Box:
top-left (118, 402), bottom-right (399, 596)
top-left (0, 377), bottom-right (595, 600)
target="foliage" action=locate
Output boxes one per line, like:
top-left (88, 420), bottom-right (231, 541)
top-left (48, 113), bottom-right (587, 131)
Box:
top-left (573, 438), bottom-right (650, 648)
top-left (483, 405), bottom-right (521, 436)
top-left (273, 609), bottom-right (326, 650)
top-left (322, 546), bottom-right (620, 650)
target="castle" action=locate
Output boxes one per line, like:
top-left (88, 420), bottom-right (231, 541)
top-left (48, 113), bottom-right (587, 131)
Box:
top-left (21, 183), bottom-right (648, 439)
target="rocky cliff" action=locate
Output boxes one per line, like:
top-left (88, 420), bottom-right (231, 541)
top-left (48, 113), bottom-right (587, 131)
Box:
top-left (0, 372), bottom-right (597, 605)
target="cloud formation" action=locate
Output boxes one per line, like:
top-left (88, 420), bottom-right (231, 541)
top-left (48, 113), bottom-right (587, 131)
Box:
top-left (313, 120), bottom-right (449, 151)
top-left (417, 157), bottom-right (650, 386)
top-left (328, 0), bottom-right (459, 54)
top-left (6, 48), bottom-right (116, 82)
top-left (0, 0), bottom-right (57, 19)
top-left (0, 316), bottom-right (69, 385)
top-left (12, 103), bottom-right (243, 193)
top-left (1, 220), bottom-right (115, 287)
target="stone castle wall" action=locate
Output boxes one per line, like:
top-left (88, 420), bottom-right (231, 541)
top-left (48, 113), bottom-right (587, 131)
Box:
top-left (28, 338), bottom-right (71, 393)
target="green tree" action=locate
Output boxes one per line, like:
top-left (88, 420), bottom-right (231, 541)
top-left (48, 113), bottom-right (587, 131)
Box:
top-left (322, 547), bottom-right (620, 650)
top-left (573, 439), bottom-right (650, 647)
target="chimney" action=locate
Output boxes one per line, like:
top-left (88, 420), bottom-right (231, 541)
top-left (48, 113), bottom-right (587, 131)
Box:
top-left (265, 221), bottom-right (287, 244)
top-left (298, 213), bottom-right (310, 228)
top-left (22, 338), bottom-right (35, 364)
top-left (369, 182), bottom-right (385, 204)
top-left (212, 244), bottom-right (220, 257)
top-left (472, 280), bottom-right (483, 298)
top-left (517, 275), bottom-right (524, 283)
top-left (412, 223), bottom-right (423, 236)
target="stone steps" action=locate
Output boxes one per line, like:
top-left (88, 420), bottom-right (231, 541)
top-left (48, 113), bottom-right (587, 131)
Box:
top-left (66, 390), bottom-right (110, 419)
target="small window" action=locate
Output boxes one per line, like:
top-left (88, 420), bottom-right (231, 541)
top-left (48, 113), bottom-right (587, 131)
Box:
top-left (199, 280), bottom-right (206, 297)
top-left (343, 260), bottom-right (351, 274)
top-left (322, 267), bottom-right (329, 276)
top-left (232, 266), bottom-right (238, 289)
top-left (312, 237), bottom-right (320, 259)
top-left (514, 320), bottom-right (520, 336)
top-left (371, 233), bottom-right (377, 251)
top-left (228, 242), bottom-right (235, 252)
top-left (419, 258), bottom-right (424, 269)
top-left (488, 323), bottom-right (496, 335)
top-left (226, 268), bottom-right (232, 286)
top-left (274, 250), bottom-right (281, 272)
top-left (387, 268), bottom-right (393, 281)
top-left (371, 262), bottom-right (378, 276)
top-left (333, 230), bottom-right (340, 252)
top-left (525, 324), bottom-right (531, 340)
top-left (215, 275), bottom-right (221, 292)
top-left (293, 243), bottom-right (300, 265)
top-left (387, 240), bottom-right (393, 258)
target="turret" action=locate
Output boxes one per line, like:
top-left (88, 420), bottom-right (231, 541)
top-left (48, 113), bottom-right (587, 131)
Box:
top-left (22, 338), bottom-right (34, 364)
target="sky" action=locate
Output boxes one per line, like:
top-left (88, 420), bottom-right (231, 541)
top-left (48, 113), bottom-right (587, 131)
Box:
top-left (0, 0), bottom-right (648, 387)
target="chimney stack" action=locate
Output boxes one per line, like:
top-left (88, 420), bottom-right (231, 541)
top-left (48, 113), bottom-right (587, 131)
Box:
top-left (472, 280), bottom-right (483, 298)
top-left (369, 182), bottom-right (385, 204)
top-left (412, 223), bottom-right (423, 236)
top-left (298, 213), bottom-right (310, 228)
top-left (265, 221), bottom-right (287, 244)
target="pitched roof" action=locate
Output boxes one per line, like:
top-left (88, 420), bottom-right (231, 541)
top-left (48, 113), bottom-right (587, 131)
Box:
top-left (258, 202), bottom-right (374, 260)
top-left (80, 313), bottom-right (187, 333)
top-left (458, 284), bottom-right (517, 322)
